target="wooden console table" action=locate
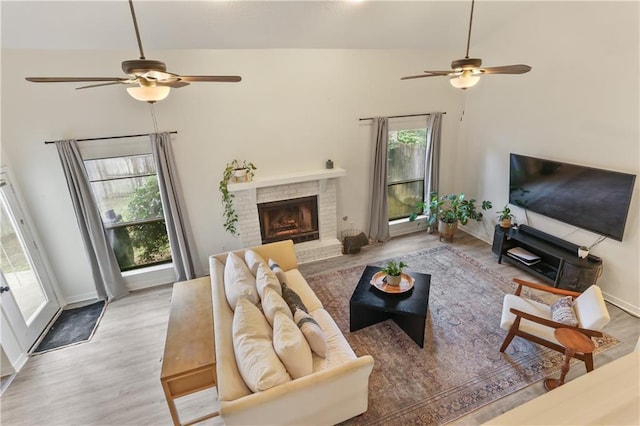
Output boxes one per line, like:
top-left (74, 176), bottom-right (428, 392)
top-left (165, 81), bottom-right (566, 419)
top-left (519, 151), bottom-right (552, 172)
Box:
top-left (160, 277), bottom-right (218, 426)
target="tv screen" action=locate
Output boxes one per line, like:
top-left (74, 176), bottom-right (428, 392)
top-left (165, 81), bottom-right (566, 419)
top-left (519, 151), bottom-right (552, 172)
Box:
top-left (509, 153), bottom-right (636, 241)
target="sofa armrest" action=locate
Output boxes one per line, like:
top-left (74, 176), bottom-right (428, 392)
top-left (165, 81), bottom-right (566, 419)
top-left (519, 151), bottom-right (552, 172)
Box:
top-left (220, 355), bottom-right (375, 426)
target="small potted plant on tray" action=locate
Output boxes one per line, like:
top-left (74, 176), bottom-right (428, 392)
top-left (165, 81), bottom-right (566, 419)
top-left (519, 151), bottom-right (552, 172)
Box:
top-left (380, 261), bottom-right (407, 286)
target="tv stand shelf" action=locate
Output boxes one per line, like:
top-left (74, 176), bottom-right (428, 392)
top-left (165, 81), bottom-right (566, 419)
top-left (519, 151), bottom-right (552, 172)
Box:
top-left (492, 224), bottom-right (603, 292)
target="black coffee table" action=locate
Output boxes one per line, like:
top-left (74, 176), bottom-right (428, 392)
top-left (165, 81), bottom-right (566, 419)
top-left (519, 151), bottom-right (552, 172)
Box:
top-left (349, 265), bottom-right (431, 348)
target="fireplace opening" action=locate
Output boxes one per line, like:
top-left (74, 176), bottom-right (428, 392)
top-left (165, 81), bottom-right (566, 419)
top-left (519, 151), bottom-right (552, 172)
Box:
top-left (258, 196), bottom-right (319, 244)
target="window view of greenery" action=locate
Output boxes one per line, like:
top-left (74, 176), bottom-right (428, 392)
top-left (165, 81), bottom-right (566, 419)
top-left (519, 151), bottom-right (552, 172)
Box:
top-left (85, 155), bottom-right (171, 271)
top-left (387, 128), bottom-right (427, 220)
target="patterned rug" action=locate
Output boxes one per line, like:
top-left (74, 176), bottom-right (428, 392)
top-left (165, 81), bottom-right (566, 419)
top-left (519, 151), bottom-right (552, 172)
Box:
top-left (305, 246), bottom-right (619, 425)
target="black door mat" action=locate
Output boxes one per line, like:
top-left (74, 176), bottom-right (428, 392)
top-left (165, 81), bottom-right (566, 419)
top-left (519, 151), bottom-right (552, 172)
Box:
top-left (33, 300), bottom-right (106, 354)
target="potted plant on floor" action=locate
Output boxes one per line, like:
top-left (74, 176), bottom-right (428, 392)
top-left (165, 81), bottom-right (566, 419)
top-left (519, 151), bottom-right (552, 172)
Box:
top-left (380, 260), bottom-right (407, 286)
top-left (412, 192), bottom-right (492, 242)
top-left (497, 204), bottom-right (513, 228)
top-left (219, 160), bottom-right (257, 236)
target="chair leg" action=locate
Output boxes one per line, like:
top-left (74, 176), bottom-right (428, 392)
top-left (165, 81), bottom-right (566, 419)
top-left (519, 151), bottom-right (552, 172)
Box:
top-left (500, 318), bottom-right (521, 353)
top-left (584, 352), bottom-right (594, 372)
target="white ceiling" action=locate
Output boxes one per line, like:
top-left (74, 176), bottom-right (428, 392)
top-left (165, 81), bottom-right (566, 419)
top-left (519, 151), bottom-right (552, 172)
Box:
top-left (1, 1), bottom-right (527, 52)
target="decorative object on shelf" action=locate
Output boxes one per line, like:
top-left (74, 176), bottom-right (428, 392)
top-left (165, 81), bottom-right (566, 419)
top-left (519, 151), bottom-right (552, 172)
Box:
top-left (410, 192), bottom-right (492, 242)
top-left (325, 159), bottom-right (334, 169)
top-left (497, 204), bottom-right (513, 228)
top-left (219, 160), bottom-right (257, 236)
top-left (578, 246), bottom-right (589, 259)
top-left (379, 261), bottom-right (407, 286)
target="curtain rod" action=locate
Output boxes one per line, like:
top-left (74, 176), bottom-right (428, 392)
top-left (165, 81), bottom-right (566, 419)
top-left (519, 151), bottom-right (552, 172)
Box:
top-left (359, 112), bottom-right (446, 121)
top-left (44, 131), bottom-right (178, 145)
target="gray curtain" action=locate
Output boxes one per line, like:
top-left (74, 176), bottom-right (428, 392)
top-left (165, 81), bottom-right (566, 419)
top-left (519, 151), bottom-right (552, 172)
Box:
top-left (424, 112), bottom-right (443, 231)
top-left (367, 117), bottom-right (390, 242)
top-left (150, 133), bottom-right (202, 281)
top-left (56, 140), bottom-right (128, 301)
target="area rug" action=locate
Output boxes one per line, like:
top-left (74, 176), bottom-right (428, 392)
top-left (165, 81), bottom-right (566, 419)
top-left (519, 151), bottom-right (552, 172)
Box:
top-left (33, 300), bottom-right (106, 354)
top-left (305, 245), bottom-right (619, 425)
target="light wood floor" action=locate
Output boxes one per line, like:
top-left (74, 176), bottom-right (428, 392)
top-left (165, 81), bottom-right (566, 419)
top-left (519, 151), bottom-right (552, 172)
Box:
top-left (1, 231), bottom-right (638, 425)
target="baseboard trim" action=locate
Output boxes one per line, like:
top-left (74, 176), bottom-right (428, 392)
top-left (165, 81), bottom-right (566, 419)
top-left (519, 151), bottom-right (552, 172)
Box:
top-left (603, 291), bottom-right (640, 318)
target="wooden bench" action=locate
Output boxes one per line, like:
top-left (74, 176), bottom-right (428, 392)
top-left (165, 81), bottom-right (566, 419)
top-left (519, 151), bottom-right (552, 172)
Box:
top-left (160, 277), bottom-right (218, 426)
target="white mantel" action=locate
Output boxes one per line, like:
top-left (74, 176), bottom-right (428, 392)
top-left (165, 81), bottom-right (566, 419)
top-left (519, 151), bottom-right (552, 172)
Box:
top-left (229, 168), bottom-right (345, 263)
top-left (227, 168), bottom-right (346, 192)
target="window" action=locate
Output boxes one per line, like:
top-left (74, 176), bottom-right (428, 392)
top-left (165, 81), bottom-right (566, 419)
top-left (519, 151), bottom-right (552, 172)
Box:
top-left (387, 121), bottom-right (427, 220)
top-left (84, 154), bottom-right (171, 271)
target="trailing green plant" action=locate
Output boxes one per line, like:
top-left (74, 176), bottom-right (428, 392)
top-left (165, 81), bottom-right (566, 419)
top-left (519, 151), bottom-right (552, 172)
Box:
top-left (380, 260), bottom-right (407, 277)
top-left (219, 160), bottom-right (257, 236)
top-left (410, 191), bottom-right (492, 226)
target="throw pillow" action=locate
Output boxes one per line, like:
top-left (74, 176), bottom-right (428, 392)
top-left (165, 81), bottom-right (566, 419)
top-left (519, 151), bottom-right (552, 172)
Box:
top-left (294, 308), bottom-right (327, 358)
top-left (244, 249), bottom-right (267, 276)
top-left (262, 286), bottom-right (293, 327)
top-left (232, 298), bottom-right (291, 392)
top-left (273, 311), bottom-right (313, 379)
top-left (281, 284), bottom-right (308, 315)
top-left (268, 258), bottom-right (287, 285)
top-left (256, 262), bottom-right (282, 300)
top-left (224, 252), bottom-right (258, 310)
top-left (551, 296), bottom-right (579, 327)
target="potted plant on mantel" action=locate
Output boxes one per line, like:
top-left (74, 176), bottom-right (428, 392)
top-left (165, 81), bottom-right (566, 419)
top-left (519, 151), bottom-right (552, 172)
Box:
top-left (380, 260), bottom-right (407, 286)
top-left (410, 192), bottom-right (492, 242)
top-left (219, 160), bottom-right (257, 236)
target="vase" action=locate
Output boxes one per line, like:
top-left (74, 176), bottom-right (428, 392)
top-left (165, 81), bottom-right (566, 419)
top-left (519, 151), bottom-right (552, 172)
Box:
top-left (386, 274), bottom-right (401, 286)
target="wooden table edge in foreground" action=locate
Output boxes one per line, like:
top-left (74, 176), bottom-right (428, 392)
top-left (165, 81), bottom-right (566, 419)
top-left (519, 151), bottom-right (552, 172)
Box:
top-left (160, 276), bottom-right (218, 426)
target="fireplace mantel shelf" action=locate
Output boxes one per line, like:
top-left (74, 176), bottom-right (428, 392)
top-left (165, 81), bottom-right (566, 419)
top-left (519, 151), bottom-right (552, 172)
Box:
top-left (227, 168), bottom-right (346, 193)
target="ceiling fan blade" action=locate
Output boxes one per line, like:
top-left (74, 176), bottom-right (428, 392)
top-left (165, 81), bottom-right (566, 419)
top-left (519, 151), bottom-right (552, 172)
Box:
top-left (481, 65), bottom-right (532, 75)
top-left (26, 77), bottom-right (125, 83)
top-left (159, 81), bottom-right (190, 88)
top-left (178, 76), bottom-right (242, 83)
top-left (401, 72), bottom-right (451, 80)
top-left (76, 81), bottom-right (128, 90)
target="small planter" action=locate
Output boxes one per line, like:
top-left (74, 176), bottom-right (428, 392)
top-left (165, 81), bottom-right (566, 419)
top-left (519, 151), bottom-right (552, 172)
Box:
top-left (385, 274), bottom-right (402, 286)
top-left (233, 168), bottom-right (248, 183)
top-left (578, 246), bottom-right (589, 259)
top-left (500, 218), bottom-right (512, 228)
top-left (438, 220), bottom-right (458, 242)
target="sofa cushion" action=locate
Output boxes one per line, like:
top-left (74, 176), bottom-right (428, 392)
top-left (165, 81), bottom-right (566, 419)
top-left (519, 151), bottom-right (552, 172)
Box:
top-left (311, 308), bottom-right (357, 372)
top-left (224, 252), bottom-right (258, 310)
top-left (273, 311), bottom-right (313, 379)
top-left (283, 269), bottom-right (323, 312)
top-left (232, 298), bottom-right (291, 392)
top-left (245, 249), bottom-right (267, 276)
top-left (294, 308), bottom-right (327, 358)
top-left (551, 296), bottom-right (578, 326)
top-left (262, 286), bottom-right (293, 327)
top-left (256, 262), bottom-right (282, 300)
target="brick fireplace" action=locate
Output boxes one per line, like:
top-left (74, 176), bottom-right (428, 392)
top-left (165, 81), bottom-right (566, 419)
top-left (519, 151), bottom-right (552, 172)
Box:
top-left (227, 168), bottom-right (345, 263)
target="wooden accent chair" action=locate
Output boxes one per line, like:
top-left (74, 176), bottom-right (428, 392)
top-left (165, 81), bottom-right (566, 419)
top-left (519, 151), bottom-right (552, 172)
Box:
top-left (500, 278), bottom-right (610, 372)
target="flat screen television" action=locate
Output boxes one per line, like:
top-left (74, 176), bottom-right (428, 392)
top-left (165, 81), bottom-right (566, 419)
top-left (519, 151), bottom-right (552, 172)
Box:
top-left (509, 153), bottom-right (636, 241)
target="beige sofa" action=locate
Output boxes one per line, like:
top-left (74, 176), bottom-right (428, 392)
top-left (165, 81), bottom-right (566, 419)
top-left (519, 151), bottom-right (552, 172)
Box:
top-left (209, 240), bottom-right (374, 425)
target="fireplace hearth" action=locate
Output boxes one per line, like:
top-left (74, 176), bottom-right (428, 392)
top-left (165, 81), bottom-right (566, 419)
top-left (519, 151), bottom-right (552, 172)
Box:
top-left (258, 196), bottom-right (319, 244)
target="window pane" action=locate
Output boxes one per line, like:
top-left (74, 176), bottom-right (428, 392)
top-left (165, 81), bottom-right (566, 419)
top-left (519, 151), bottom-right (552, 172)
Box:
top-left (84, 155), bottom-right (171, 271)
top-left (388, 128), bottom-right (426, 183)
top-left (388, 180), bottom-right (424, 220)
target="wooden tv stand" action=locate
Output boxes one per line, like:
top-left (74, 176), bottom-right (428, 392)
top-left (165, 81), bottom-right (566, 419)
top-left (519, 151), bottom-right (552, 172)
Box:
top-left (492, 224), bottom-right (603, 292)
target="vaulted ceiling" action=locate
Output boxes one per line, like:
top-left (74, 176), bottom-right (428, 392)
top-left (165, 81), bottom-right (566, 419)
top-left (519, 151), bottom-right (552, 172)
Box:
top-left (1, 1), bottom-right (527, 52)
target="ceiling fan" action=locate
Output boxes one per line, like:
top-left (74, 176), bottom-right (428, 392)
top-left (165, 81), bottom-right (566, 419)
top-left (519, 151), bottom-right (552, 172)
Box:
top-left (25, 0), bottom-right (241, 103)
top-left (401, 0), bottom-right (531, 90)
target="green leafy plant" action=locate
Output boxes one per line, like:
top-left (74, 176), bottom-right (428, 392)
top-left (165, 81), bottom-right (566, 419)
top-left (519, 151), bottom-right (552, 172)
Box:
top-left (410, 191), bottom-right (492, 226)
top-left (497, 204), bottom-right (513, 221)
top-left (380, 260), bottom-right (407, 277)
top-left (219, 160), bottom-right (257, 236)
top-left (127, 177), bottom-right (169, 263)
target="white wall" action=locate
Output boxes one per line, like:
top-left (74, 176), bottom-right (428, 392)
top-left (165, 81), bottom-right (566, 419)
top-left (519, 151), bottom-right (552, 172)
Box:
top-left (1, 48), bottom-right (463, 303)
top-left (457, 1), bottom-right (640, 314)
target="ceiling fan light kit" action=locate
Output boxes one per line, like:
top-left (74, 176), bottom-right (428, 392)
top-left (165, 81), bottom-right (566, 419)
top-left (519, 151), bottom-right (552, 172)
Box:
top-left (402, 0), bottom-right (531, 89)
top-left (126, 85), bottom-right (170, 103)
top-left (25, 0), bottom-right (241, 103)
